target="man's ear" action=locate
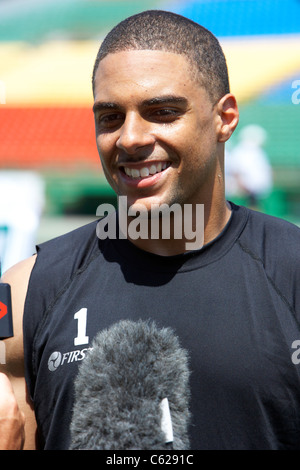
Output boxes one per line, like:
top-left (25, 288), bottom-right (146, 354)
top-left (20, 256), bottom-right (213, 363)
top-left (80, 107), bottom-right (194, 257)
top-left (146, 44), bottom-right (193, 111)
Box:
top-left (216, 93), bottom-right (239, 142)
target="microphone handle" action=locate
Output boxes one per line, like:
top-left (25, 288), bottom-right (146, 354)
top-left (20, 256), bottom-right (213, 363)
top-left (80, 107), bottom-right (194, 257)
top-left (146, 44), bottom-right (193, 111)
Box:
top-left (0, 283), bottom-right (13, 339)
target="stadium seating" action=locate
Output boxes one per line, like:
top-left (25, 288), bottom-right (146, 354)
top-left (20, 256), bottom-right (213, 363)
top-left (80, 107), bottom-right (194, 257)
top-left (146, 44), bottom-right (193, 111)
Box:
top-left (0, 0), bottom-right (299, 220)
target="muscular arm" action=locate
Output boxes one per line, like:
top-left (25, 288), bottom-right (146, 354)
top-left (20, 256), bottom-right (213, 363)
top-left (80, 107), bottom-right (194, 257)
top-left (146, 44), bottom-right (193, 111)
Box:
top-left (0, 255), bottom-right (38, 449)
top-left (0, 372), bottom-right (25, 450)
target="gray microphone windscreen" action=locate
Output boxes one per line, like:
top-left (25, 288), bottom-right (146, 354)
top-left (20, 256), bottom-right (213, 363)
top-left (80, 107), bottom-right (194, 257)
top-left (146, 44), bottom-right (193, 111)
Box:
top-left (69, 319), bottom-right (191, 450)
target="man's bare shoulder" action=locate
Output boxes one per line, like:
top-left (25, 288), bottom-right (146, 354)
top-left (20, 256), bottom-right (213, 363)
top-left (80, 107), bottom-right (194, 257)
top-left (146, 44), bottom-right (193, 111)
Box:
top-left (1, 255), bottom-right (37, 289)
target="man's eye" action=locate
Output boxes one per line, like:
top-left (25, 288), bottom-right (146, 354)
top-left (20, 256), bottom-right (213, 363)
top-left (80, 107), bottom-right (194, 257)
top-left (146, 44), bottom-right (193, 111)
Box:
top-left (97, 113), bottom-right (123, 128)
top-left (152, 108), bottom-right (180, 122)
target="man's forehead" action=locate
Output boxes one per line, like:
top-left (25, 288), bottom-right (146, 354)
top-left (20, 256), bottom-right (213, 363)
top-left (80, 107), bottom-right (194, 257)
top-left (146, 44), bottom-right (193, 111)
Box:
top-left (93, 49), bottom-right (196, 98)
top-left (95, 49), bottom-right (191, 76)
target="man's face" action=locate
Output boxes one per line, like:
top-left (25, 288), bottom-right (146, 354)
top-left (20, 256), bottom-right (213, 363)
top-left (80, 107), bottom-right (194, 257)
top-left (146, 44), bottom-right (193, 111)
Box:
top-left (93, 50), bottom-right (224, 212)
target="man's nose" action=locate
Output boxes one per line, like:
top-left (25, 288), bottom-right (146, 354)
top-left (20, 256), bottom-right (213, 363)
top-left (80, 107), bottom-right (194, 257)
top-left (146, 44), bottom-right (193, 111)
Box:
top-left (116, 113), bottom-right (155, 154)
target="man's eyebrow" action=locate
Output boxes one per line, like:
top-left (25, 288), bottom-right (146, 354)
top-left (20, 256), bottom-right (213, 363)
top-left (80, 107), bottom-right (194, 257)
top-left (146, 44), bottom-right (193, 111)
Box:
top-left (92, 101), bottom-right (120, 114)
top-left (93, 96), bottom-right (188, 114)
top-left (141, 96), bottom-right (188, 107)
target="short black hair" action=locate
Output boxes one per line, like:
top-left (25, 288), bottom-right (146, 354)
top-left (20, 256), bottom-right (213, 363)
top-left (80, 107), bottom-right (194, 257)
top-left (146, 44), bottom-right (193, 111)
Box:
top-left (92, 10), bottom-right (230, 103)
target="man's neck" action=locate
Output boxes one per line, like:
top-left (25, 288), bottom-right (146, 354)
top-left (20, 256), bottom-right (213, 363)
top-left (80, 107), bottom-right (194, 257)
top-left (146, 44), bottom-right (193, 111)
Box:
top-left (124, 200), bottom-right (232, 257)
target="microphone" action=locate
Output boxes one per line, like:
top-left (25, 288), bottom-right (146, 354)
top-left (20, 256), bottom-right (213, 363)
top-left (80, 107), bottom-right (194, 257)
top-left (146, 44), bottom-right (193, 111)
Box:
top-left (69, 319), bottom-right (191, 450)
top-left (0, 282), bottom-right (13, 340)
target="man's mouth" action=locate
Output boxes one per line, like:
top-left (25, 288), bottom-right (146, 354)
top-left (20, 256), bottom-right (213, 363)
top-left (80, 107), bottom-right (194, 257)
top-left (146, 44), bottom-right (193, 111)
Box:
top-left (122, 162), bottom-right (171, 179)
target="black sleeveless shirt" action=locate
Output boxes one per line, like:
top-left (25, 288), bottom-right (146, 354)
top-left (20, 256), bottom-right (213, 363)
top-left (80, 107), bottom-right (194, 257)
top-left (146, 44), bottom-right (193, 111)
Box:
top-left (23, 203), bottom-right (300, 449)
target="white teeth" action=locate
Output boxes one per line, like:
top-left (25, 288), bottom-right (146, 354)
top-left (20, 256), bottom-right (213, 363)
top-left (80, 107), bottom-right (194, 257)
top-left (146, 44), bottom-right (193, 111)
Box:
top-left (131, 169), bottom-right (140, 178)
top-left (149, 164), bottom-right (157, 175)
top-left (123, 162), bottom-right (169, 178)
top-left (140, 167), bottom-right (150, 177)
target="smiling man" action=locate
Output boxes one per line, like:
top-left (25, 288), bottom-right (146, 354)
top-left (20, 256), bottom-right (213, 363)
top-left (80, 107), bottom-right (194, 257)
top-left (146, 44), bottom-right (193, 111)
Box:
top-left (92, 48), bottom-right (237, 254)
top-left (92, 13), bottom-right (238, 254)
top-left (1, 10), bottom-right (300, 450)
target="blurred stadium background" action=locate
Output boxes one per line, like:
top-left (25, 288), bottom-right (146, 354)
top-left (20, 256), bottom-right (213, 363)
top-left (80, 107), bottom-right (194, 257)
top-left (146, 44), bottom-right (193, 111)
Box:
top-left (0, 0), bottom-right (299, 272)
